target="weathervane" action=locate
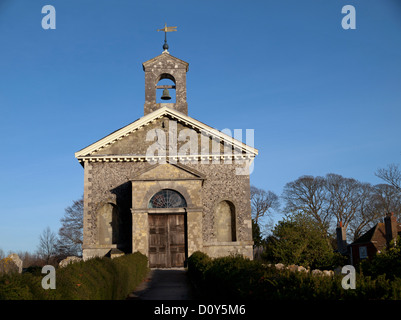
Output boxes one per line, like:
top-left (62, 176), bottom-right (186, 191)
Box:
top-left (157, 23), bottom-right (177, 53)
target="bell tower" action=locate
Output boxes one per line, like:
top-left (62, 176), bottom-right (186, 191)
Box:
top-left (142, 24), bottom-right (189, 116)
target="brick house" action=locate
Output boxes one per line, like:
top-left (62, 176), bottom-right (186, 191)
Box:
top-left (348, 213), bottom-right (401, 265)
top-left (74, 46), bottom-right (257, 267)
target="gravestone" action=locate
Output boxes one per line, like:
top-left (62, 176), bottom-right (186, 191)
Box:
top-left (0, 253), bottom-right (23, 274)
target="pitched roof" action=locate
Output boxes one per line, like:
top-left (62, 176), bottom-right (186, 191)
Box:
top-left (351, 224), bottom-right (379, 245)
top-left (350, 222), bottom-right (401, 251)
top-left (142, 52), bottom-right (189, 71)
top-left (75, 106), bottom-right (258, 159)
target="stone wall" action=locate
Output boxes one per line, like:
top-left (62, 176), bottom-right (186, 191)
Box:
top-left (267, 263), bottom-right (336, 277)
top-left (83, 158), bottom-right (253, 261)
top-left (91, 117), bottom-right (238, 159)
top-left (79, 48), bottom-right (255, 262)
top-left (82, 161), bottom-right (148, 260)
top-left (215, 201), bottom-right (235, 242)
top-left (185, 162), bottom-right (253, 244)
top-left (82, 115), bottom-right (254, 261)
top-left (203, 242), bottom-right (254, 260)
top-left (143, 52), bottom-right (189, 116)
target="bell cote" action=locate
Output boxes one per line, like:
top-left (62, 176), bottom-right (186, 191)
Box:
top-left (142, 51), bottom-right (189, 116)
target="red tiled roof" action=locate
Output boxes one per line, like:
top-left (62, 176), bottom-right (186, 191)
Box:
top-left (350, 222), bottom-right (401, 252)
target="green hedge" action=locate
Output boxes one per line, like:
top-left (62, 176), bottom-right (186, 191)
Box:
top-left (187, 251), bottom-right (401, 300)
top-left (0, 252), bottom-right (149, 300)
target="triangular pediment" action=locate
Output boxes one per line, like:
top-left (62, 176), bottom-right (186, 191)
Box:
top-left (131, 162), bottom-right (205, 181)
top-left (142, 52), bottom-right (189, 72)
top-left (75, 106), bottom-right (258, 162)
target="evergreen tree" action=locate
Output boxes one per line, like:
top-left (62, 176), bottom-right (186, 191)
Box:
top-left (264, 213), bottom-right (341, 269)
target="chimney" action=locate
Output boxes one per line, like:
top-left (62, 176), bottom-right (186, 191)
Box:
top-left (336, 221), bottom-right (347, 254)
top-left (384, 212), bottom-right (398, 246)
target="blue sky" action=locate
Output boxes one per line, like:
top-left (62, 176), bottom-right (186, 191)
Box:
top-left (0, 0), bottom-right (400, 254)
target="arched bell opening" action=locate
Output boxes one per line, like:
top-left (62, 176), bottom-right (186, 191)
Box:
top-left (156, 73), bottom-right (176, 104)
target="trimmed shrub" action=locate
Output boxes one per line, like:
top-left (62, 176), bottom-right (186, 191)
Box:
top-left (0, 273), bottom-right (35, 300)
top-left (0, 252), bottom-right (149, 300)
top-left (188, 251), bottom-right (401, 300)
top-left (187, 251), bottom-right (211, 282)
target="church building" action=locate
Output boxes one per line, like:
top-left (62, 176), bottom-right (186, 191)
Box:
top-left (75, 29), bottom-right (258, 267)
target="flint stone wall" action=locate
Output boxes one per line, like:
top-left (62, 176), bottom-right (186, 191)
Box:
top-left (83, 159), bottom-right (253, 260)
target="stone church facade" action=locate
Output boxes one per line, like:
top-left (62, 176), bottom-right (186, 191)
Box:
top-left (75, 49), bottom-right (258, 267)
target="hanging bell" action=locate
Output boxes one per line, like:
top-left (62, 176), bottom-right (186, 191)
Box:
top-left (161, 88), bottom-right (171, 100)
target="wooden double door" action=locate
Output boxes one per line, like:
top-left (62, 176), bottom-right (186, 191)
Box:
top-left (148, 214), bottom-right (187, 268)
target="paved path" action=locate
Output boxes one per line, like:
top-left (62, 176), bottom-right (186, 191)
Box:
top-left (127, 268), bottom-right (197, 300)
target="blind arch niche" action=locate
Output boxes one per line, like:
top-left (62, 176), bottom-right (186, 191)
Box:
top-left (215, 200), bottom-right (236, 242)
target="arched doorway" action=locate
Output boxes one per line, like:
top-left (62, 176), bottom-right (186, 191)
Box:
top-left (148, 189), bottom-right (188, 268)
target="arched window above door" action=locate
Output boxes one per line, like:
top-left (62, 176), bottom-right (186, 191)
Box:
top-left (148, 189), bottom-right (187, 208)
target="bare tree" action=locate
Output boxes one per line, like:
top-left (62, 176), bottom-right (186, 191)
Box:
top-left (372, 183), bottom-right (401, 217)
top-left (56, 196), bottom-right (83, 257)
top-left (375, 163), bottom-right (401, 191)
top-left (282, 175), bottom-right (331, 232)
top-left (325, 173), bottom-right (364, 231)
top-left (15, 251), bottom-right (43, 268)
top-left (250, 186), bottom-right (279, 227)
top-left (346, 183), bottom-right (379, 241)
top-left (349, 183), bottom-right (401, 241)
top-left (282, 171), bottom-right (401, 243)
top-left (36, 227), bottom-right (58, 265)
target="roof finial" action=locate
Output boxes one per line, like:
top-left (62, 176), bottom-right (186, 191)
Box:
top-left (157, 23), bottom-right (177, 53)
